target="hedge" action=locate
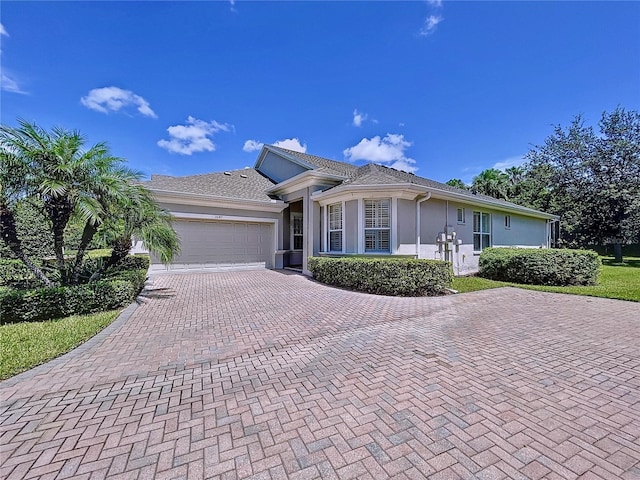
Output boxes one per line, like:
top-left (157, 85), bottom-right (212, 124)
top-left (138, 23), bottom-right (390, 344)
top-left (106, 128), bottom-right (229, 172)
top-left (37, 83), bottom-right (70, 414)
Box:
top-left (0, 255), bottom-right (150, 324)
top-left (478, 248), bottom-right (600, 286)
top-left (307, 257), bottom-right (453, 296)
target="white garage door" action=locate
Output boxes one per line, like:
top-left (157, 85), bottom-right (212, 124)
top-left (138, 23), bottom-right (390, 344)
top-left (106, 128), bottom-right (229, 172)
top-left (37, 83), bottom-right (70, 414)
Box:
top-left (154, 220), bottom-right (274, 271)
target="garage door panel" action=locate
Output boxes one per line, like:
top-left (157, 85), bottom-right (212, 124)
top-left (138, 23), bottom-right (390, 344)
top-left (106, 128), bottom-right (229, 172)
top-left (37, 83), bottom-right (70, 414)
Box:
top-left (157, 219), bottom-right (274, 270)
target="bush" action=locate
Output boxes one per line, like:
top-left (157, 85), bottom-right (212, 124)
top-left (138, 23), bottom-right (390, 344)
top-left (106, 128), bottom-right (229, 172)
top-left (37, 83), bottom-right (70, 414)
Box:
top-left (478, 248), bottom-right (600, 286)
top-left (0, 260), bottom-right (35, 287)
top-left (308, 257), bottom-right (453, 296)
top-left (0, 255), bottom-right (149, 324)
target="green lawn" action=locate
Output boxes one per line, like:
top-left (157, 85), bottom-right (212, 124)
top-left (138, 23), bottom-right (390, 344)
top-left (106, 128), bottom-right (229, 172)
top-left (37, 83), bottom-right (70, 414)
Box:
top-left (0, 310), bottom-right (120, 380)
top-left (452, 256), bottom-right (640, 302)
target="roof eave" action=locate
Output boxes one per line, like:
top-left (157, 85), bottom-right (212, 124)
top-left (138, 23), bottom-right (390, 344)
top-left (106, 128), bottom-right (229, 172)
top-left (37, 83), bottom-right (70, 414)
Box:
top-left (148, 188), bottom-right (287, 212)
top-left (266, 170), bottom-right (347, 194)
top-left (312, 182), bottom-right (558, 219)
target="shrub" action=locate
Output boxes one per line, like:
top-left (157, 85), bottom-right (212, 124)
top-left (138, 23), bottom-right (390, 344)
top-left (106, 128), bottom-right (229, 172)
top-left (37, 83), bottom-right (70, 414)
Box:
top-left (0, 255), bottom-right (149, 324)
top-left (478, 248), bottom-right (600, 286)
top-left (0, 260), bottom-right (35, 287)
top-left (308, 257), bottom-right (453, 296)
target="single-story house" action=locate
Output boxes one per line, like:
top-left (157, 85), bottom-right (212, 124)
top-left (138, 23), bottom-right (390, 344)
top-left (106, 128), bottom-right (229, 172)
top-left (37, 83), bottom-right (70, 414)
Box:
top-left (143, 145), bottom-right (559, 276)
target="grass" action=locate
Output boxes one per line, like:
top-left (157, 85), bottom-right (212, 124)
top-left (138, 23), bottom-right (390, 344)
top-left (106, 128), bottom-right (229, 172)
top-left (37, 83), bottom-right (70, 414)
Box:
top-left (0, 310), bottom-right (120, 380)
top-left (452, 256), bottom-right (640, 302)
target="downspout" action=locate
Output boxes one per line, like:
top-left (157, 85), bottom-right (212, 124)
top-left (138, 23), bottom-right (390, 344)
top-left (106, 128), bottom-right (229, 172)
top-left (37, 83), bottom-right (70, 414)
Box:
top-left (416, 192), bottom-right (432, 259)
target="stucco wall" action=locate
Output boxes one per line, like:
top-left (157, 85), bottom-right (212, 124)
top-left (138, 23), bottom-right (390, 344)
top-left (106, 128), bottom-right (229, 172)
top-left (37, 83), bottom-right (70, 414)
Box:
top-left (492, 213), bottom-right (547, 247)
top-left (345, 200), bottom-right (358, 253)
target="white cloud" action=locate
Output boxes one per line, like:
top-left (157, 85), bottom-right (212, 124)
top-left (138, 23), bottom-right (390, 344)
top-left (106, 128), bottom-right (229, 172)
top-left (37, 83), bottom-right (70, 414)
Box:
top-left (242, 137), bottom-right (307, 153)
top-left (427, 0), bottom-right (443, 7)
top-left (493, 155), bottom-right (526, 170)
top-left (1, 72), bottom-right (27, 94)
top-left (343, 133), bottom-right (417, 172)
top-left (81, 86), bottom-right (157, 118)
top-left (0, 23), bottom-right (8, 37)
top-left (243, 139), bottom-right (263, 152)
top-left (352, 109), bottom-right (368, 127)
top-left (420, 15), bottom-right (443, 36)
top-left (157, 116), bottom-right (233, 155)
top-left (273, 138), bottom-right (307, 153)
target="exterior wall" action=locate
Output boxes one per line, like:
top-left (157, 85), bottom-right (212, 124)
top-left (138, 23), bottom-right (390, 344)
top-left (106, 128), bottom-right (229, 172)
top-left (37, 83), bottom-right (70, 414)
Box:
top-left (159, 202), bottom-right (289, 250)
top-left (396, 198), bottom-right (417, 255)
top-left (492, 212), bottom-right (547, 247)
top-left (314, 193), bottom-right (551, 276)
top-left (258, 151), bottom-right (308, 183)
top-left (345, 200), bottom-right (358, 253)
top-left (416, 199), bottom-right (549, 275)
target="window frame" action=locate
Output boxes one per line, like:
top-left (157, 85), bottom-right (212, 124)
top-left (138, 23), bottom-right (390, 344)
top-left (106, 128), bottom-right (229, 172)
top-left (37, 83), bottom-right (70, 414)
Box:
top-left (327, 202), bottom-right (343, 252)
top-left (457, 208), bottom-right (466, 224)
top-left (364, 199), bottom-right (391, 253)
top-left (473, 211), bottom-right (491, 252)
top-left (504, 215), bottom-right (511, 229)
top-left (291, 212), bottom-right (303, 251)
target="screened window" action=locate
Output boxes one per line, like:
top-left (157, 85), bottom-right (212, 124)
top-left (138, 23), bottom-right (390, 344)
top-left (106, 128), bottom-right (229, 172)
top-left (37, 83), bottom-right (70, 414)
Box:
top-left (457, 208), bottom-right (465, 224)
top-left (473, 211), bottom-right (491, 251)
top-left (364, 199), bottom-right (390, 252)
top-left (292, 213), bottom-right (303, 250)
top-left (328, 203), bottom-right (343, 252)
top-left (505, 215), bottom-right (511, 229)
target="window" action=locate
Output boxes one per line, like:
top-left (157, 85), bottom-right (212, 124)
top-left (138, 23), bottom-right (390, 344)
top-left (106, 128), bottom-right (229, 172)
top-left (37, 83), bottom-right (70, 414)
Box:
top-left (292, 212), bottom-right (303, 250)
top-left (364, 199), bottom-right (390, 252)
top-left (504, 215), bottom-right (511, 229)
top-left (473, 211), bottom-right (491, 251)
top-left (328, 203), bottom-right (343, 252)
top-left (457, 208), bottom-right (466, 224)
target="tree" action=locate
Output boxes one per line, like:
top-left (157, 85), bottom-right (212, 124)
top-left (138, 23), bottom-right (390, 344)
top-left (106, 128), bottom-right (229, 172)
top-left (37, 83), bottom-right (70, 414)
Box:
top-left (524, 108), bottom-right (640, 257)
top-left (471, 168), bottom-right (510, 200)
top-left (88, 185), bottom-right (179, 282)
top-left (0, 119), bottom-right (180, 285)
top-left (446, 178), bottom-right (468, 190)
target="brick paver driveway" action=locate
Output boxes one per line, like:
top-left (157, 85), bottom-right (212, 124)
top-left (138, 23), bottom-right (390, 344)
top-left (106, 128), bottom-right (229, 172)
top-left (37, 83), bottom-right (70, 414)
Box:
top-left (1, 271), bottom-right (639, 480)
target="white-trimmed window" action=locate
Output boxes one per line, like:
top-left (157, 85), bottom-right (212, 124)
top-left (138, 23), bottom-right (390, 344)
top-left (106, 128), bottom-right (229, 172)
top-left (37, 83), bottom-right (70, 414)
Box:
top-left (504, 215), bottom-right (511, 229)
top-left (364, 199), bottom-right (390, 252)
top-left (473, 211), bottom-right (491, 251)
top-left (328, 203), bottom-right (343, 252)
top-left (292, 212), bottom-right (303, 250)
top-left (457, 208), bottom-right (466, 224)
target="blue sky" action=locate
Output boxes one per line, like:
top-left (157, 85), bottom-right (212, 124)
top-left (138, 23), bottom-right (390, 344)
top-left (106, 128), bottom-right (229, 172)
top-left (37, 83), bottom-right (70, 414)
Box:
top-left (2, 1), bottom-right (639, 183)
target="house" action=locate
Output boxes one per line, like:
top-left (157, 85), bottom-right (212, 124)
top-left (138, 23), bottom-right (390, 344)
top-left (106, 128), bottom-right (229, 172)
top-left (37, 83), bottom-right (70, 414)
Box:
top-left (143, 145), bottom-right (558, 276)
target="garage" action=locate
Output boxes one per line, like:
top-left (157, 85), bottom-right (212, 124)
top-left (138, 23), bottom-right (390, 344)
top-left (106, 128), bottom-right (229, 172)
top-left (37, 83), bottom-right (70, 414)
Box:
top-left (152, 219), bottom-right (275, 271)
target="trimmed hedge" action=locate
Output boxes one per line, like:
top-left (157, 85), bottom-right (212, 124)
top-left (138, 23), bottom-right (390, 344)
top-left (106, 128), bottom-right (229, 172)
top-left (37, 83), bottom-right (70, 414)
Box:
top-left (478, 247), bottom-right (600, 286)
top-left (308, 257), bottom-right (453, 296)
top-left (0, 255), bottom-right (150, 324)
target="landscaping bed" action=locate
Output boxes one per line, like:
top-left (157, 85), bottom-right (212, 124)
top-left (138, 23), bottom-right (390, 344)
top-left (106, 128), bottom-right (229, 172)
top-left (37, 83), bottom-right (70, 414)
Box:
top-left (0, 254), bottom-right (149, 324)
top-left (308, 256), bottom-right (453, 296)
top-left (454, 256), bottom-right (639, 302)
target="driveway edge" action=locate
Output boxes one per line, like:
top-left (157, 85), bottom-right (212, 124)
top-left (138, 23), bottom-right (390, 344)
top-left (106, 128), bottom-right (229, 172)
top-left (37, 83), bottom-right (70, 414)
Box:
top-left (0, 294), bottom-right (142, 389)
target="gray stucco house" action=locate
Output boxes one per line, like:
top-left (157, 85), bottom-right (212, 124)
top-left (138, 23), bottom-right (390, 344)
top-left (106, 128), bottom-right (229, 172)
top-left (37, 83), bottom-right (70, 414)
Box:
top-left (143, 145), bottom-right (558, 275)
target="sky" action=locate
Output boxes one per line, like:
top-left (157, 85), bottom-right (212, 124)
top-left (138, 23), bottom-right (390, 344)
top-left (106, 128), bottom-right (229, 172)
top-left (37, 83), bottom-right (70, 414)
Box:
top-left (1, 1), bottom-right (639, 184)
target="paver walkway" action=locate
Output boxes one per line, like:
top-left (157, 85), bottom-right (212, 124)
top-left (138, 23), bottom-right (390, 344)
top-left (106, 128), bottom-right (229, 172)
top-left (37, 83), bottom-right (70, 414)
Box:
top-left (1, 270), bottom-right (639, 480)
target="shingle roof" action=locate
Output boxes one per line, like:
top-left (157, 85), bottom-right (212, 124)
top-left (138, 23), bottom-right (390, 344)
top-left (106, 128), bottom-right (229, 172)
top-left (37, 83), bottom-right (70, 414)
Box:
top-left (266, 145), bottom-right (359, 178)
top-left (343, 163), bottom-right (549, 214)
top-left (144, 168), bottom-right (276, 203)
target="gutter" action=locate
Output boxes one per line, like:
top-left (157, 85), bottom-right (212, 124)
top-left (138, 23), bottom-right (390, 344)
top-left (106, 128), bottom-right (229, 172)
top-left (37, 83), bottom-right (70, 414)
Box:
top-left (416, 192), bottom-right (432, 258)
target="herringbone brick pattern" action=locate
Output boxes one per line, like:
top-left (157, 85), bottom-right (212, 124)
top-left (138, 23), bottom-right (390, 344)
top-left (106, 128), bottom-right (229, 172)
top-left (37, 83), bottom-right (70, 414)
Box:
top-left (1, 270), bottom-right (639, 479)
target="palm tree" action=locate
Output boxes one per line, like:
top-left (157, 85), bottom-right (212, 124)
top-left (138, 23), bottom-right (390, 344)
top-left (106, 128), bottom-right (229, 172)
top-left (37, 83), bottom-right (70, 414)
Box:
top-left (446, 178), bottom-right (468, 190)
top-left (471, 168), bottom-right (510, 200)
top-left (1, 119), bottom-right (179, 285)
top-left (91, 185), bottom-right (180, 279)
